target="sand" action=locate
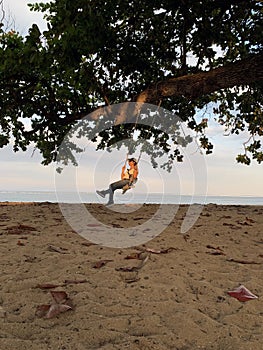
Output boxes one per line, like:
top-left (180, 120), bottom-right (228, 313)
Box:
top-left (0, 202), bottom-right (262, 350)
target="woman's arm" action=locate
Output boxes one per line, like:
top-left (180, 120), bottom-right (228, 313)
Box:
top-left (133, 165), bottom-right (138, 179)
top-left (121, 165), bottom-right (126, 179)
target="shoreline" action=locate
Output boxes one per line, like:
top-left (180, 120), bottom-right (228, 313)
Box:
top-left (0, 200), bottom-right (263, 206)
top-left (0, 202), bottom-right (262, 349)
top-left (0, 191), bottom-right (263, 207)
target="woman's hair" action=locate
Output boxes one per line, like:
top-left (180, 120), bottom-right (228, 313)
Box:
top-left (128, 158), bottom-right (137, 165)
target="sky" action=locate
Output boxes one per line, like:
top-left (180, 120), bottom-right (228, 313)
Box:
top-left (1, 0), bottom-right (262, 197)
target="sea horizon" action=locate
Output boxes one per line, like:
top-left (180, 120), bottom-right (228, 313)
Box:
top-left (0, 190), bottom-right (262, 206)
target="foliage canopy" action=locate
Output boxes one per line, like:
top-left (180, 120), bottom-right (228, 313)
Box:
top-left (0, 0), bottom-right (262, 168)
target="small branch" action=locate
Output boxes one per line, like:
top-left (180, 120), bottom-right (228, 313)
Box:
top-left (227, 258), bottom-right (262, 265)
top-left (0, 0), bottom-right (5, 23)
top-left (242, 135), bottom-right (254, 156)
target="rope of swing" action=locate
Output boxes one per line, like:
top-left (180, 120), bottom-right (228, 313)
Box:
top-left (125, 99), bottom-right (162, 165)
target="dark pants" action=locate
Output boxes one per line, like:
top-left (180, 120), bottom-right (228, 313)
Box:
top-left (103, 179), bottom-right (130, 203)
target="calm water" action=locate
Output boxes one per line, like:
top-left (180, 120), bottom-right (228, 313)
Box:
top-left (0, 191), bottom-right (262, 205)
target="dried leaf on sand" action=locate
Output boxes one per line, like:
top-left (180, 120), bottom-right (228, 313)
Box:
top-left (227, 285), bottom-right (258, 302)
top-left (92, 259), bottom-right (113, 269)
top-left (35, 291), bottom-right (73, 319)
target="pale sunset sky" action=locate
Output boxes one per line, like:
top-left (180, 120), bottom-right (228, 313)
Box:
top-left (1, 0), bottom-right (262, 197)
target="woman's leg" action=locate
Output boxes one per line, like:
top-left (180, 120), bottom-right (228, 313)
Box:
top-left (107, 179), bottom-right (129, 204)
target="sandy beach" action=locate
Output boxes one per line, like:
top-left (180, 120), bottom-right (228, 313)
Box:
top-left (0, 202), bottom-right (262, 350)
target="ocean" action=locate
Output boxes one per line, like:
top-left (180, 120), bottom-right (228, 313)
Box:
top-left (0, 191), bottom-right (262, 205)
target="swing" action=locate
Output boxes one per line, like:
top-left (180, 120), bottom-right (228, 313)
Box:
top-left (121, 151), bottom-right (142, 194)
top-left (120, 99), bottom-right (162, 195)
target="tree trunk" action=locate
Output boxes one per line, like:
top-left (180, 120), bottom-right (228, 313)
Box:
top-left (137, 53), bottom-right (263, 103)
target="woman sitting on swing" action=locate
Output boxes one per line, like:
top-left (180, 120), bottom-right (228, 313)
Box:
top-left (96, 158), bottom-right (138, 206)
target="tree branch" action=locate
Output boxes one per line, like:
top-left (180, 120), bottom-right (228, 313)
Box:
top-left (137, 53), bottom-right (263, 103)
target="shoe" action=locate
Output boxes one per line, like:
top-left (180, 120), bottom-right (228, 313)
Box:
top-left (96, 190), bottom-right (105, 198)
top-left (105, 201), bottom-right (114, 206)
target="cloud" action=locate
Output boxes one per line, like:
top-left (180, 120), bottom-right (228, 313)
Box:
top-left (3, 0), bottom-right (49, 34)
